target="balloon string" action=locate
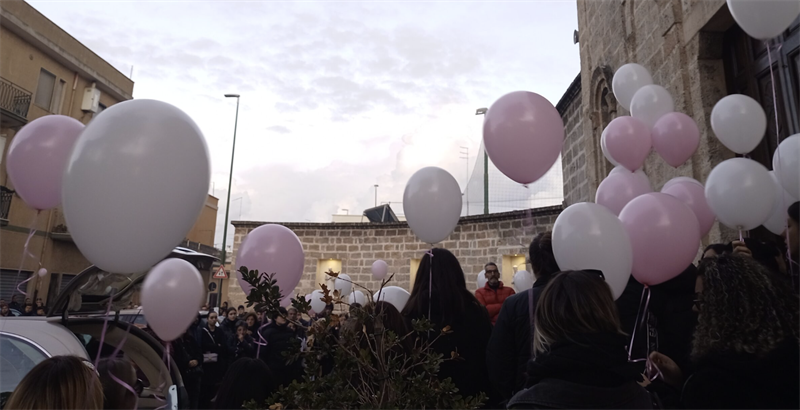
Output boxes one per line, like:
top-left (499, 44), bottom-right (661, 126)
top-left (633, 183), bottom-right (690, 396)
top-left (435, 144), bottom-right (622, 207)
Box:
top-left (627, 286), bottom-right (647, 361)
top-left (765, 40), bottom-right (796, 286)
top-left (95, 290), bottom-right (116, 367)
top-left (110, 369), bottom-right (139, 410)
top-left (426, 249), bottom-right (434, 322)
top-left (255, 314), bottom-right (269, 357)
top-left (739, 229), bottom-right (744, 243)
top-left (154, 342), bottom-right (170, 410)
top-left (11, 212), bottom-right (40, 298)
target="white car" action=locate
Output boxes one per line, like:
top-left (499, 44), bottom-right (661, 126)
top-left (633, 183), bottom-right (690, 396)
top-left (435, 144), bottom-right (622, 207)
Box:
top-left (0, 247), bottom-right (218, 409)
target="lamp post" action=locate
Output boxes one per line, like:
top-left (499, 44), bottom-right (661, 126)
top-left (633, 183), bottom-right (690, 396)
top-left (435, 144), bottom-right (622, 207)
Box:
top-left (219, 93), bottom-right (240, 306)
top-left (475, 107), bottom-right (488, 215)
top-left (374, 184), bottom-right (379, 207)
top-left (459, 146), bottom-right (469, 216)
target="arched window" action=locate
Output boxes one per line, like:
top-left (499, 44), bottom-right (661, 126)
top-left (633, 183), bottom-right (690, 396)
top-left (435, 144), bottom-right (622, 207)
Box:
top-left (590, 66), bottom-right (618, 184)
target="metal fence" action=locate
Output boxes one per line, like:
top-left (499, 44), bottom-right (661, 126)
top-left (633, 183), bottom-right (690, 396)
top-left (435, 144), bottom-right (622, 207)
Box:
top-left (0, 186), bottom-right (14, 220)
top-left (0, 77), bottom-right (31, 119)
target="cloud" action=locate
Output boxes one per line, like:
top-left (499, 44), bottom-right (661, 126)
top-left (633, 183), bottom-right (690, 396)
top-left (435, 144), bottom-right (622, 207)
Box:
top-left (27, 0), bottom-right (581, 247)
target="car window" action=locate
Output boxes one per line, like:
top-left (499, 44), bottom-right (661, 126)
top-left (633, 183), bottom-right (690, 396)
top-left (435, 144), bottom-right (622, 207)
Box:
top-left (0, 333), bottom-right (48, 393)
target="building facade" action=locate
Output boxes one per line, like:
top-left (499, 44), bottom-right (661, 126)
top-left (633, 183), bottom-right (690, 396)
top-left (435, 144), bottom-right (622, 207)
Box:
top-left (564, 0), bottom-right (799, 245)
top-left (0, 1), bottom-right (220, 306)
top-left (228, 207), bottom-right (561, 307)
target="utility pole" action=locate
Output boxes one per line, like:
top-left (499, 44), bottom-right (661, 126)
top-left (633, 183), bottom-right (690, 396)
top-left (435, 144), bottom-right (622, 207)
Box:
top-left (459, 146), bottom-right (469, 216)
top-left (374, 184), bottom-right (379, 207)
top-left (476, 108), bottom-right (489, 215)
top-left (219, 93), bottom-right (240, 306)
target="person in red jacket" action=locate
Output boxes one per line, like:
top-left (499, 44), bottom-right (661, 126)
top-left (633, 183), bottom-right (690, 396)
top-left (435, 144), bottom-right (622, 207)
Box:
top-left (475, 262), bottom-right (515, 325)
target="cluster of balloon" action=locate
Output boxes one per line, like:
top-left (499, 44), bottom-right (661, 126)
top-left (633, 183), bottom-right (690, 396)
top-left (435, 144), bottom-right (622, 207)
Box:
top-left (374, 286), bottom-right (411, 311)
top-left (235, 224), bottom-right (305, 300)
top-left (8, 100), bottom-right (213, 343)
top-left (512, 270), bottom-right (533, 294)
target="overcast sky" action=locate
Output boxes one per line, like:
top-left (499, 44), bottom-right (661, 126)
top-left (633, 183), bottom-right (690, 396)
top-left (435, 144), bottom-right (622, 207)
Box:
top-left (29, 0), bottom-right (580, 249)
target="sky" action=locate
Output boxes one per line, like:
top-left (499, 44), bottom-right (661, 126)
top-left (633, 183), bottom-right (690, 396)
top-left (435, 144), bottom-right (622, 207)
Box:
top-left (29, 0), bottom-right (580, 249)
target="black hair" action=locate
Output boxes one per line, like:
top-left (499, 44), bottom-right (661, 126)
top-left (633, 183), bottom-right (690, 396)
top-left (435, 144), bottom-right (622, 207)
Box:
top-left (226, 307), bottom-right (238, 316)
top-left (238, 305), bottom-right (245, 310)
top-left (529, 232), bottom-right (560, 277)
top-left (214, 357), bottom-right (276, 410)
top-left (484, 262), bottom-right (498, 269)
top-left (703, 243), bottom-right (730, 258)
top-left (402, 248), bottom-right (481, 324)
top-left (789, 201), bottom-right (799, 224)
top-left (270, 307), bottom-right (288, 320)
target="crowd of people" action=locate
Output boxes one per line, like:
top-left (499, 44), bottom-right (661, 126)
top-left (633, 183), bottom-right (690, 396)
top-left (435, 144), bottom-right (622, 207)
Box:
top-left (4, 201), bottom-right (799, 409)
top-left (0, 296), bottom-right (47, 317)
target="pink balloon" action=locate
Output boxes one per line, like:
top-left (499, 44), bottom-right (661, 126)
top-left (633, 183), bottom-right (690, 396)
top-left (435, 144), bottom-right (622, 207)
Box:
top-left (652, 113), bottom-right (700, 168)
top-left (596, 171), bottom-right (653, 216)
top-left (483, 91), bottom-right (564, 185)
top-left (236, 224), bottom-right (305, 299)
top-left (371, 260), bottom-right (388, 280)
top-left (603, 116), bottom-right (652, 172)
top-left (6, 115), bottom-right (84, 210)
top-left (142, 258), bottom-right (205, 342)
top-left (280, 295), bottom-right (293, 308)
top-left (619, 193), bottom-right (701, 286)
top-left (661, 177), bottom-right (715, 237)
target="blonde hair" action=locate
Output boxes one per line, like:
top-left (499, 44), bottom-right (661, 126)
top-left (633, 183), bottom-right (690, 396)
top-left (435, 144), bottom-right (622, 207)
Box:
top-left (533, 271), bottom-right (625, 354)
top-left (4, 355), bottom-right (104, 410)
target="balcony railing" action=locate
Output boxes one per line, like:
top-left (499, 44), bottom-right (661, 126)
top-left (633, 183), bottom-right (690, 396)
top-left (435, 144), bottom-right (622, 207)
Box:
top-left (0, 77), bottom-right (31, 128)
top-left (0, 186), bottom-right (14, 225)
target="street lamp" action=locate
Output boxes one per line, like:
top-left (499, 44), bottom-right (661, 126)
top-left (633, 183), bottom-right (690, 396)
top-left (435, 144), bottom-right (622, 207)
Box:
top-left (475, 107), bottom-right (488, 215)
top-left (374, 184), bottom-right (379, 207)
top-left (219, 93), bottom-right (240, 306)
top-left (459, 146), bottom-right (469, 216)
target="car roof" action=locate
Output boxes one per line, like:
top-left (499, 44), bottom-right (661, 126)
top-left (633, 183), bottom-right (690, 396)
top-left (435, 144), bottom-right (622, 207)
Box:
top-left (0, 317), bottom-right (89, 359)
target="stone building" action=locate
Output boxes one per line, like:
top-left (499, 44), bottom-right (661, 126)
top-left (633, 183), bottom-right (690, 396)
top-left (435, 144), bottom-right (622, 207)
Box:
top-left (564, 0), bottom-right (799, 245)
top-left (228, 206), bottom-right (561, 307)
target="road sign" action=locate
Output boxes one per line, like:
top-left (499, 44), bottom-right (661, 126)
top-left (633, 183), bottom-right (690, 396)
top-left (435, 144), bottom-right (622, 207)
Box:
top-left (213, 266), bottom-right (228, 279)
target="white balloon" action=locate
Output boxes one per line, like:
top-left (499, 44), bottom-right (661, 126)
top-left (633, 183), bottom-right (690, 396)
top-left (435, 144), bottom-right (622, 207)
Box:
top-left (37, 268), bottom-right (48, 277)
top-left (403, 167), bottom-right (462, 244)
top-left (773, 134), bottom-right (800, 199)
top-left (609, 165), bottom-right (646, 177)
top-left (512, 270), bottom-right (534, 293)
top-left (630, 85), bottom-right (675, 129)
top-left (552, 202), bottom-right (633, 300)
top-left (601, 128), bottom-right (621, 167)
top-left (141, 258), bottom-right (204, 342)
top-left (705, 158), bottom-right (775, 230)
top-left (348, 290), bottom-right (367, 305)
top-left (334, 274), bottom-right (353, 297)
top-left (62, 100), bottom-right (210, 274)
top-left (309, 290), bottom-right (327, 314)
top-left (727, 0), bottom-right (800, 40)
top-left (612, 63), bottom-right (654, 111)
top-left (710, 94), bottom-right (767, 155)
top-left (476, 270), bottom-right (487, 289)
top-left (373, 286), bottom-right (410, 311)
top-left (764, 171), bottom-right (799, 235)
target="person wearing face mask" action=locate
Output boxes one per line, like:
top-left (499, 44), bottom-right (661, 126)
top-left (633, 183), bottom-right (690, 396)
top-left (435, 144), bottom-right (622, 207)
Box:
top-left (234, 322), bottom-right (256, 359)
top-left (475, 262), bottom-right (515, 325)
top-left (258, 307), bottom-right (303, 388)
top-left (199, 311), bottom-right (229, 409)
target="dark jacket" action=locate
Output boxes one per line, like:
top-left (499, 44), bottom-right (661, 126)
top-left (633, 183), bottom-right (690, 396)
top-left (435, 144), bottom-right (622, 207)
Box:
top-left (173, 331), bottom-right (204, 379)
top-left (486, 274), bottom-right (555, 401)
top-left (475, 281), bottom-right (516, 324)
top-left (508, 333), bottom-right (653, 409)
top-left (258, 322), bottom-right (303, 387)
top-left (615, 265), bottom-right (697, 372)
top-left (234, 334), bottom-right (256, 359)
top-left (406, 300), bottom-right (495, 403)
top-left (199, 325), bottom-right (229, 385)
top-left (681, 340), bottom-right (800, 409)
top-left (220, 317), bottom-right (239, 338)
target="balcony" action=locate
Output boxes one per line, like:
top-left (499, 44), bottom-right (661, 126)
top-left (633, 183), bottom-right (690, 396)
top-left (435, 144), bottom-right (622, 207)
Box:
top-left (0, 77), bottom-right (31, 129)
top-left (1, 186), bottom-right (14, 226)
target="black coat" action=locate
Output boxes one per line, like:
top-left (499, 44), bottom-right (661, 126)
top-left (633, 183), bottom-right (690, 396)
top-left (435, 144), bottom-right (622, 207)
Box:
top-left (681, 340), bottom-right (800, 409)
top-left (258, 322), bottom-right (303, 387)
top-left (508, 333), bottom-right (653, 409)
top-left (406, 300), bottom-right (495, 402)
top-left (615, 265), bottom-right (697, 372)
top-left (234, 334), bottom-right (256, 359)
top-left (173, 331), bottom-right (204, 380)
top-left (200, 325), bottom-right (229, 385)
top-left (486, 274), bottom-right (555, 400)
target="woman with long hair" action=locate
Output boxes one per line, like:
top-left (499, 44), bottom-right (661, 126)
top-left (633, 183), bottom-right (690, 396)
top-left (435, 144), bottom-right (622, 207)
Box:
top-left (213, 357), bottom-right (276, 410)
top-left (487, 232), bottom-right (561, 401)
top-left (401, 248), bottom-right (494, 403)
top-left (651, 254), bottom-right (800, 409)
top-left (508, 271), bottom-right (652, 409)
top-left (4, 355), bottom-right (104, 409)
top-left (98, 357), bottom-right (138, 409)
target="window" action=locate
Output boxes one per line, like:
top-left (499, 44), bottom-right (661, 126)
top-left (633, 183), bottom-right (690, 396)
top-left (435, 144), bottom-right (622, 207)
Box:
top-left (51, 79), bottom-right (66, 114)
top-left (34, 69), bottom-right (56, 109)
top-left (316, 259), bottom-right (342, 289)
top-left (0, 333), bottom-right (49, 393)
